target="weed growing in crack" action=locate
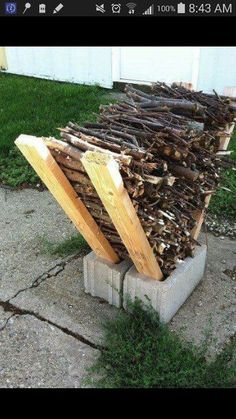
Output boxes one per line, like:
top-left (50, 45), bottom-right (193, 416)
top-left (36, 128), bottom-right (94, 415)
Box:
top-left (87, 299), bottom-right (236, 388)
top-left (40, 234), bottom-right (90, 257)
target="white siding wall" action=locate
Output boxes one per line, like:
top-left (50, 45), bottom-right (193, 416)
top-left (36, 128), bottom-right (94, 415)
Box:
top-left (3, 47), bottom-right (236, 94)
top-left (4, 47), bottom-right (113, 88)
top-left (197, 47), bottom-right (236, 94)
top-left (113, 47), bottom-right (200, 88)
top-left (113, 47), bottom-right (236, 94)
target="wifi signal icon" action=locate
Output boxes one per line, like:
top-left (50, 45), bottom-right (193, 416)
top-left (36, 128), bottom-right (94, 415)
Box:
top-left (126, 2), bottom-right (136, 14)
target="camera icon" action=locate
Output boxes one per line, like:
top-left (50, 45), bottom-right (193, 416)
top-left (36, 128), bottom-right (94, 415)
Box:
top-left (111, 3), bottom-right (121, 13)
top-left (5, 2), bottom-right (17, 14)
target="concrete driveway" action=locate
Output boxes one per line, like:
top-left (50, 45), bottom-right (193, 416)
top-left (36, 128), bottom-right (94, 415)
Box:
top-left (0, 187), bottom-right (236, 387)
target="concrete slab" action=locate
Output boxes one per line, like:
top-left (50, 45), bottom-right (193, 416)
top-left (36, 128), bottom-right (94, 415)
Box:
top-left (0, 188), bottom-right (76, 301)
top-left (1, 187), bottom-right (236, 373)
top-left (10, 258), bottom-right (118, 346)
top-left (0, 307), bottom-right (13, 331)
top-left (170, 233), bottom-right (236, 355)
top-left (123, 245), bottom-right (207, 323)
top-left (84, 251), bottom-right (132, 307)
top-left (0, 314), bottom-right (98, 388)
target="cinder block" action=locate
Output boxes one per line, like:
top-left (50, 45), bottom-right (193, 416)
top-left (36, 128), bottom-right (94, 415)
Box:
top-left (123, 245), bottom-right (207, 323)
top-left (83, 251), bottom-right (132, 308)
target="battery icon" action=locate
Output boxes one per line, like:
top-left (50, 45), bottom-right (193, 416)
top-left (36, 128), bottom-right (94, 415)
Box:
top-left (177, 3), bottom-right (186, 13)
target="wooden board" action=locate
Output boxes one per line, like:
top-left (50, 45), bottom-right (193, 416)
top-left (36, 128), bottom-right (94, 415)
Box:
top-left (0, 47), bottom-right (7, 70)
top-left (81, 151), bottom-right (163, 280)
top-left (219, 135), bottom-right (231, 151)
top-left (174, 81), bottom-right (193, 91)
top-left (218, 122), bottom-right (235, 151)
top-left (191, 121), bottom-right (235, 240)
top-left (191, 209), bottom-right (205, 240)
top-left (15, 135), bottom-right (119, 264)
top-left (223, 87), bottom-right (236, 98)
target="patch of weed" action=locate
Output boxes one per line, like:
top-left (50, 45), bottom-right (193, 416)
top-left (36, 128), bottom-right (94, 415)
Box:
top-left (209, 131), bottom-right (236, 219)
top-left (89, 300), bottom-right (236, 388)
top-left (41, 234), bottom-right (90, 257)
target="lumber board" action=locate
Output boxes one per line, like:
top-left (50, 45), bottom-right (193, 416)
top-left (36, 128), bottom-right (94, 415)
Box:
top-left (191, 121), bottom-right (235, 240)
top-left (81, 151), bottom-right (163, 280)
top-left (15, 135), bottom-right (119, 263)
top-left (218, 122), bottom-right (235, 151)
top-left (174, 81), bottom-right (193, 91)
top-left (223, 87), bottom-right (236, 98)
top-left (219, 135), bottom-right (231, 151)
top-left (0, 47), bottom-right (7, 70)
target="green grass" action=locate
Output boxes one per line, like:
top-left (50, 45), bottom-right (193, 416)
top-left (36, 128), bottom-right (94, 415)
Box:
top-left (41, 234), bottom-right (90, 257)
top-left (209, 131), bottom-right (236, 219)
top-left (0, 148), bottom-right (39, 187)
top-left (89, 300), bottom-right (236, 388)
top-left (0, 73), bottom-right (111, 186)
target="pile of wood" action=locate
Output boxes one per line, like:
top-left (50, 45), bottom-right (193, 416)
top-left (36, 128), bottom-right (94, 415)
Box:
top-left (43, 84), bottom-right (234, 278)
top-left (151, 82), bottom-right (236, 130)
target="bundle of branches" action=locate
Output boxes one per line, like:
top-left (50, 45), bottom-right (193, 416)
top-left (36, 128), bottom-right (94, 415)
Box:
top-left (38, 82), bottom-right (234, 277)
top-left (150, 82), bottom-right (236, 129)
top-left (42, 91), bottom-right (229, 277)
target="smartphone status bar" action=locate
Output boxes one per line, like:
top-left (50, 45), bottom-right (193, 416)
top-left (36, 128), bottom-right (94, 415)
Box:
top-left (0, 1), bottom-right (235, 17)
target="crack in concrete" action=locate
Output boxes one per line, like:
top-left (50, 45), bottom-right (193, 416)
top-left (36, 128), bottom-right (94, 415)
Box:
top-left (0, 253), bottom-right (102, 352)
top-left (8, 253), bottom-right (81, 302)
top-left (0, 299), bottom-right (104, 351)
top-left (0, 313), bottom-right (16, 332)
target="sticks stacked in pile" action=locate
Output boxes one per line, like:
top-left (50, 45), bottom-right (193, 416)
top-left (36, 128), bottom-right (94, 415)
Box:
top-left (43, 83), bottom-right (235, 278)
top-left (151, 82), bottom-right (236, 130)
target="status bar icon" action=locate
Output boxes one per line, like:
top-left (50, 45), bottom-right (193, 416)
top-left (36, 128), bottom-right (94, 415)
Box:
top-left (96, 4), bottom-right (105, 13)
top-left (5, 2), bottom-right (17, 14)
top-left (23, 2), bottom-right (31, 14)
top-left (53, 3), bottom-right (64, 14)
top-left (143, 4), bottom-right (154, 15)
top-left (177, 3), bottom-right (186, 13)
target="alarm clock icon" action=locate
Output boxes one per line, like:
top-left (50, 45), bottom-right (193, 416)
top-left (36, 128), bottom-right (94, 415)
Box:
top-left (111, 4), bottom-right (121, 13)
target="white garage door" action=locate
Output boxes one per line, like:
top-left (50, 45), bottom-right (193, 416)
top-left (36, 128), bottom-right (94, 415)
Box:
top-left (113, 47), bottom-right (200, 88)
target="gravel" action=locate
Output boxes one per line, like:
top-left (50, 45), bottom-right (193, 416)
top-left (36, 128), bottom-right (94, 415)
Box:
top-left (206, 213), bottom-right (236, 239)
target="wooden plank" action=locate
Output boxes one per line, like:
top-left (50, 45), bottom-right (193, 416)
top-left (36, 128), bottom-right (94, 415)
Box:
top-left (223, 87), bottom-right (236, 98)
top-left (225, 122), bottom-right (235, 136)
top-left (219, 135), bottom-right (231, 151)
top-left (174, 81), bottom-right (193, 91)
top-left (0, 47), bottom-right (7, 70)
top-left (191, 209), bottom-right (205, 240)
top-left (15, 135), bottom-right (119, 264)
top-left (204, 194), bottom-right (212, 208)
top-left (192, 120), bottom-right (235, 239)
top-left (191, 193), bottom-right (213, 240)
top-left (218, 122), bottom-right (235, 151)
top-left (81, 151), bottom-right (163, 280)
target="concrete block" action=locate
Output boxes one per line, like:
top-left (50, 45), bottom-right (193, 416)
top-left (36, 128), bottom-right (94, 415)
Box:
top-left (123, 245), bottom-right (207, 323)
top-left (83, 252), bottom-right (132, 308)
